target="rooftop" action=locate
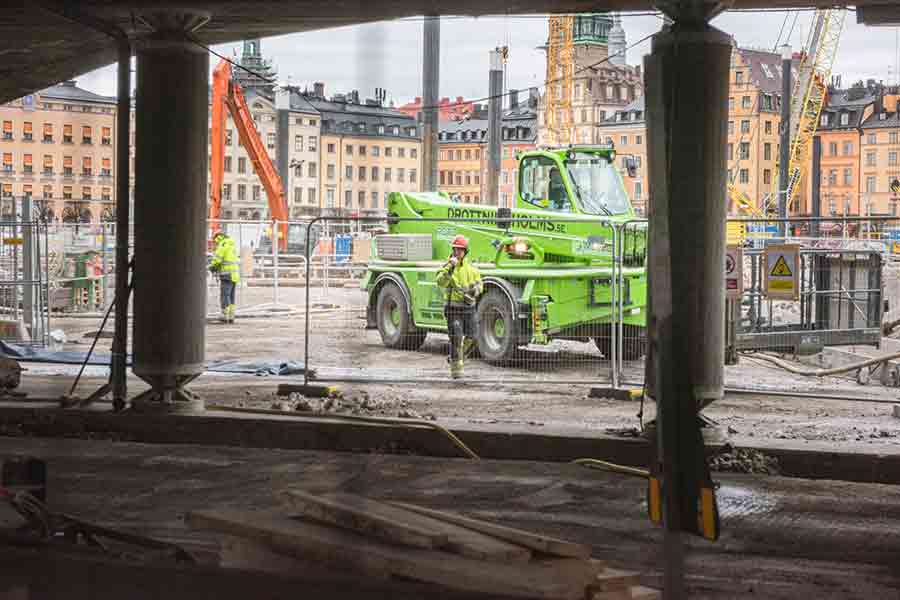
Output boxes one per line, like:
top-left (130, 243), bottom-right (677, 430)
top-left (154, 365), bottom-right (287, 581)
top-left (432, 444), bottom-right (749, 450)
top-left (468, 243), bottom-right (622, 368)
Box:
top-left (39, 80), bottom-right (116, 105)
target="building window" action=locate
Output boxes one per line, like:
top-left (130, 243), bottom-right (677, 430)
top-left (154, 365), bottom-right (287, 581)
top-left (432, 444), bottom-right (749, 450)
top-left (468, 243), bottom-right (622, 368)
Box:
top-left (63, 124), bottom-right (73, 144)
top-left (3, 153), bottom-right (13, 173)
top-left (820, 114), bottom-right (829, 127)
top-left (63, 156), bottom-right (72, 176)
top-left (266, 133), bottom-right (275, 150)
top-left (237, 184), bottom-right (246, 201)
top-left (326, 189), bottom-right (335, 207)
top-left (309, 119), bottom-right (317, 127)
top-left (398, 168), bottom-right (405, 183)
top-left (372, 146), bottom-right (380, 157)
top-left (634, 181), bottom-right (642, 201)
top-left (739, 169), bottom-right (749, 184)
top-left (464, 171), bottom-right (471, 185)
top-left (371, 166), bottom-right (379, 181)
top-left (866, 151), bottom-right (877, 167)
top-left (764, 142), bottom-right (772, 161)
top-left (868, 133), bottom-right (877, 145)
top-left (344, 165), bottom-right (352, 180)
top-left (636, 135), bottom-right (642, 145)
top-left (294, 187), bottom-right (302, 204)
top-left (739, 142), bottom-right (750, 160)
top-left (2, 121), bottom-right (12, 141)
top-left (891, 132), bottom-right (899, 145)
top-left (891, 152), bottom-right (898, 167)
top-left (358, 166), bottom-right (366, 181)
top-left (224, 156), bottom-right (232, 172)
top-left (238, 157), bottom-right (246, 174)
top-left (866, 176), bottom-right (876, 194)
top-left (465, 149), bottom-right (472, 160)
top-left (735, 71), bottom-right (744, 84)
top-left (843, 168), bottom-right (852, 186)
top-left (454, 149), bottom-right (461, 161)
top-left (840, 113), bottom-right (849, 126)
top-left (42, 185), bottom-right (52, 198)
top-left (43, 155), bottom-right (52, 175)
top-left (728, 121), bottom-right (734, 135)
top-left (82, 186), bottom-right (91, 200)
top-left (22, 122), bottom-right (33, 142)
top-left (223, 184), bottom-right (232, 201)
top-left (358, 190), bottom-right (365, 207)
top-left (101, 127), bottom-right (111, 145)
top-left (399, 148), bottom-right (406, 158)
top-left (385, 147), bottom-right (393, 157)
top-left (308, 188), bottom-right (316, 205)
top-left (327, 143), bottom-right (336, 153)
top-left (344, 189), bottom-right (352, 207)
top-left (252, 185), bottom-right (261, 202)
top-left (843, 141), bottom-right (854, 155)
top-left (225, 129), bottom-right (233, 146)
top-left (308, 136), bottom-right (317, 152)
top-left (620, 135), bottom-right (628, 146)
top-left (81, 126), bottom-right (92, 145)
top-left (385, 168), bottom-right (392, 182)
top-left (359, 145), bottom-right (366, 156)
top-left (764, 121), bottom-right (772, 135)
top-left (742, 96), bottom-right (751, 109)
top-left (345, 145), bottom-right (353, 156)
top-left (502, 171), bottom-right (509, 185)
top-left (308, 162), bottom-right (316, 178)
top-left (828, 169), bottom-right (837, 185)
top-left (829, 142), bottom-right (838, 156)
top-left (327, 164), bottom-right (335, 179)
top-left (410, 168), bottom-right (417, 184)
top-left (740, 120), bottom-right (750, 134)
top-left (440, 171), bottom-right (446, 186)
top-left (728, 98), bottom-right (735, 111)
top-left (295, 135), bottom-right (303, 151)
top-left (763, 169), bottom-right (771, 185)
top-left (43, 123), bottom-right (53, 143)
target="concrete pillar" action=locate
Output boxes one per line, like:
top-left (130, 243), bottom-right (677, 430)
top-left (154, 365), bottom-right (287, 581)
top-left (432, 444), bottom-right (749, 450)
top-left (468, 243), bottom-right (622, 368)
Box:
top-left (131, 16), bottom-right (209, 411)
top-left (421, 16), bottom-right (440, 192)
top-left (644, 20), bottom-right (732, 599)
top-left (486, 49), bottom-right (503, 205)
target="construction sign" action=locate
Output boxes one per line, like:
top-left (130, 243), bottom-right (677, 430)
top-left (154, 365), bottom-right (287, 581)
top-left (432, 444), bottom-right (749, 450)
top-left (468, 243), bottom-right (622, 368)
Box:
top-left (764, 244), bottom-right (801, 300)
top-left (725, 245), bottom-right (743, 299)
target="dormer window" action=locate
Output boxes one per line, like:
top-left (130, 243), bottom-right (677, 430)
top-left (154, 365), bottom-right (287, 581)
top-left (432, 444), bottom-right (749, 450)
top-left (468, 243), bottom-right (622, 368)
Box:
top-left (879, 112), bottom-right (887, 121)
top-left (841, 113), bottom-right (850, 126)
top-left (820, 114), bottom-right (829, 127)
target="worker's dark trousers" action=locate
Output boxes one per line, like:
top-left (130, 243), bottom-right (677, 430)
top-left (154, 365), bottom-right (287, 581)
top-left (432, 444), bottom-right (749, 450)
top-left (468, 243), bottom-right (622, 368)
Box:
top-left (220, 276), bottom-right (236, 309)
top-left (445, 305), bottom-right (476, 360)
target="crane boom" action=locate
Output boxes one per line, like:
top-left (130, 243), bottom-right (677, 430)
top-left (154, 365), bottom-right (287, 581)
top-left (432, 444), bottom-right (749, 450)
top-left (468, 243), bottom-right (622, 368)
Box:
top-left (209, 58), bottom-right (289, 249)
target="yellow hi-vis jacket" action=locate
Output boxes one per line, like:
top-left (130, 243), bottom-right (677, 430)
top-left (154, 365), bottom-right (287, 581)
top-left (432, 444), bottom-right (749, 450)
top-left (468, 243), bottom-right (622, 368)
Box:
top-left (436, 255), bottom-right (483, 307)
top-left (211, 235), bottom-right (240, 283)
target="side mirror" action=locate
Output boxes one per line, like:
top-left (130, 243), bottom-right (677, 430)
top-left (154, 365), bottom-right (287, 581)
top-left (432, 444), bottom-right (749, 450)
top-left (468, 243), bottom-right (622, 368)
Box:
top-left (496, 207), bottom-right (512, 230)
top-left (624, 156), bottom-right (638, 178)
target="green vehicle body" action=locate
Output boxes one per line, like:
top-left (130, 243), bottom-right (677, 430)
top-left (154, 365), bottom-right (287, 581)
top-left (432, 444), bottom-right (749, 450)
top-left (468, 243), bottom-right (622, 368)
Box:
top-left (362, 145), bottom-right (648, 364)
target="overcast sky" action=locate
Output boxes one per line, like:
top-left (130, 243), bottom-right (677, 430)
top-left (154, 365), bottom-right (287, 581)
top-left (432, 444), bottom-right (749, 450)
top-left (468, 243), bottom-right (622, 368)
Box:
top-left (74, 10), bottom-right (900, 106)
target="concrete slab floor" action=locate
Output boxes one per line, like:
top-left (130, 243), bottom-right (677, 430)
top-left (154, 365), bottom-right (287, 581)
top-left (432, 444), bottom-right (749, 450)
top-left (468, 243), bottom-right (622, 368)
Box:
top-left (1, 436), bottom-right (899, 599)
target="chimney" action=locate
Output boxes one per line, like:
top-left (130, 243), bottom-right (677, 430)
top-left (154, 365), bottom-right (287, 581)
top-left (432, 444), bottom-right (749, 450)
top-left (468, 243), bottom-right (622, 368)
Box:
top-left (313, 82), bottom-right (325, 98)
top-left (509, 89), bottom-right (519, 110)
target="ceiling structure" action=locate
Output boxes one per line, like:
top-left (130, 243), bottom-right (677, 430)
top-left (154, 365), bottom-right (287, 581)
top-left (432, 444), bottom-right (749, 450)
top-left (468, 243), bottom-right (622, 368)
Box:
top-left (3, 1), bottom-right (900, 104)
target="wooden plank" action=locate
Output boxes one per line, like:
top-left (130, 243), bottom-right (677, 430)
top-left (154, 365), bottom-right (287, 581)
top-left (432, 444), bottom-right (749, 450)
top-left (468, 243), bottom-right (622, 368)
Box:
top-left (629, 587), bottom-right (661, 600)
top-left (390, 501), bottom-right (592, 560)
top-left (279, 489), bottom-right (446, 550)
top-left (590, 568), bottom-right (641, 592)
top-left (188, 508), bottom-right (596, 600)
top-left (284, 491), bottom-right (532, 563)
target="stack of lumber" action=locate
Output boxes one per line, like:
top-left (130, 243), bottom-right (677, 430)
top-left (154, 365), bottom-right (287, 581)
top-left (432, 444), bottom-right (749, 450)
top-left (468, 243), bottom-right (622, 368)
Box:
top-left (188, 490), bottom-right (657, 600)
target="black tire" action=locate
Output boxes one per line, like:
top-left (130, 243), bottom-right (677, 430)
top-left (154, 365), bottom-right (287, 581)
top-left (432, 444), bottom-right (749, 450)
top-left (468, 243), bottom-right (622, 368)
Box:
top-left (593, 324), bottom-right (647, 361)
top-left (375, 282), bottom-right (426, 350)
top-left (475, 288), bottom-right (519, 364)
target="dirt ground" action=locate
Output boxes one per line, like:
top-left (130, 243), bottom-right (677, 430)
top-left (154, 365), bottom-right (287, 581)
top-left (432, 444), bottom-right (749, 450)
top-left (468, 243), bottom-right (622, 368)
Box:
top-left (27, 282), bottom-right (900, 454)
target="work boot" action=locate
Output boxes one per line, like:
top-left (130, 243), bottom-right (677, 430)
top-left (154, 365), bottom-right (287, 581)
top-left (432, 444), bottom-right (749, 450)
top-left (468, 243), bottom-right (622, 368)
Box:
top-left (449, 359), bottom-right (464, 379)
top-left (225, 304), bottom-right (236, 324)
top-left (462, 338), bottom-right (476, 358)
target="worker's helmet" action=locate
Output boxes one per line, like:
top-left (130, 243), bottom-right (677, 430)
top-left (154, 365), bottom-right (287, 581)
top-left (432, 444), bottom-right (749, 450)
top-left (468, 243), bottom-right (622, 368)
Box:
top-left (450, 235), bottom-right (469, 250)
top-left (213, 231), bottom-right (226, 242)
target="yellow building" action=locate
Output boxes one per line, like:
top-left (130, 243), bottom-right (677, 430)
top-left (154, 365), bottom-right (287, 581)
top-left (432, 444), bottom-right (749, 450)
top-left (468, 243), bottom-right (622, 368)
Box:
top-left (300, 88), bottom-right (421, 215)
top-left (0, 80), bottom-right (117, 223)
top-left (438, 119), bottom-right (486, 204)
top-left (595, 98), bottom-right (647, 214)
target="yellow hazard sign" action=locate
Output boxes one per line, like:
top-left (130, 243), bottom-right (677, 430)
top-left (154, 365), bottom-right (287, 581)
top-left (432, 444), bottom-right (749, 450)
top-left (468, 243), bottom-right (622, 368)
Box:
top-left (764, 244), bottom-right (800, 300)
top-left (770, 255), bottom-right (793, 277)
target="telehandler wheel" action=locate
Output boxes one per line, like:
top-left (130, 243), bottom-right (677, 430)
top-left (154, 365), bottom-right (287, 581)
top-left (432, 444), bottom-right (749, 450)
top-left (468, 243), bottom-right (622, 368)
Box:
top-left (376, 282), bottom-right (427, 350)
top-left (593, 324), bottom-right (647, 361)
top-left (476, 289), bottom-right (519, 365)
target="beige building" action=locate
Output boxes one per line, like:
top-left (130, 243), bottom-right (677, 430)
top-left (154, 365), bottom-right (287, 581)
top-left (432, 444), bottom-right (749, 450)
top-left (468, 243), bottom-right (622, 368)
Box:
top-left (595, 98), bottom-right (647, 214)
top-left (294, 87), bottom-right (421, 214)
top-left (438, 119), bottom-right (486, 204)
top-left (0, 80), bottom-right (117, 223)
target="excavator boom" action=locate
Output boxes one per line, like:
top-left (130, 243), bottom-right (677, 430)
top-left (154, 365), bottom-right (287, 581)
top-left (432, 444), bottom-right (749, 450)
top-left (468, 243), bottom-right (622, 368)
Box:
top-left (209, 59), bottom-right (289, 249)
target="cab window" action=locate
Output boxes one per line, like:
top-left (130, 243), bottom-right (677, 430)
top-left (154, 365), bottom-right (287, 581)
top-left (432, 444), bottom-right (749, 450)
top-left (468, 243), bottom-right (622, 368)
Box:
top-left (519, 156), bottom-right (573, 213)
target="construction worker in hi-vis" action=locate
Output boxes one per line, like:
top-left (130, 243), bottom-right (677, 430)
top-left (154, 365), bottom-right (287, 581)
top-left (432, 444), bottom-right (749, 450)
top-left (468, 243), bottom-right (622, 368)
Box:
top-left (436, 234), bottom-right (483, 379)
top-left (209, 231), bottom-right (240, 323)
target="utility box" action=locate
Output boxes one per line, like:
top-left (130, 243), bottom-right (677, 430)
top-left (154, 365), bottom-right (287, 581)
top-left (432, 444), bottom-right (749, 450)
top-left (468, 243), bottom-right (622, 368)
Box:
top-left (814, 252), bottom-right (882, 332)
top-left (375, 234), bottom-right (433, 261)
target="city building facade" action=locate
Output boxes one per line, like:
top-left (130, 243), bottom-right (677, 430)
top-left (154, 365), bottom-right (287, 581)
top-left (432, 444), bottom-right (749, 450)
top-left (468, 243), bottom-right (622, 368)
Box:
top-left (0, 80), bottom-right (117, 223)
top-left (594, 97), bottom-right (647, 214)
top-left (499, 89), bottom-right (539, 208)
top-left (438, 119), bottom-right (487, 204)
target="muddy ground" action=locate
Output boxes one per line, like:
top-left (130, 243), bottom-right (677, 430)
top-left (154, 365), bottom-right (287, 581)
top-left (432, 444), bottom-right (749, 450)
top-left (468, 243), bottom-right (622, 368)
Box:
top-left (21, 283), bottom-right (900, 454)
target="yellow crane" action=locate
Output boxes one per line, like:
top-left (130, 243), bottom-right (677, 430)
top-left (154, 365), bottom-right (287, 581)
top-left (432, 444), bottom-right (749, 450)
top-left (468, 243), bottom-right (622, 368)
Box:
top-left (778, 8), bottom-right (846, 215)
top-left (545, 15), bottom-right (575, 146)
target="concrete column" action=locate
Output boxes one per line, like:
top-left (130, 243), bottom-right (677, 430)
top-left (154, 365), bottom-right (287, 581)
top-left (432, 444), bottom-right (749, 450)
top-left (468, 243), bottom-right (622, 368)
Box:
top-left (131, 17), bottom-right (209, 411)
top-left (644, 21), bottom-right (732, 599)
top-left (486, 49), bottom-right (503, 205)
top-left (421, 16), bottom-right (440, 192)
top-left (778, 44), bottom-right (792, 231)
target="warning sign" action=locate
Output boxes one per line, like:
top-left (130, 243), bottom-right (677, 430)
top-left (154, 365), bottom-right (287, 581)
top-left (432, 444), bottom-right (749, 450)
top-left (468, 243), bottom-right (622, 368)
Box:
top-left (725, 245), bottom-right (743, 299)
top-left (892, 179), bottom-right (900, 194)
top-left (764, 244), bottom-right (800, 300)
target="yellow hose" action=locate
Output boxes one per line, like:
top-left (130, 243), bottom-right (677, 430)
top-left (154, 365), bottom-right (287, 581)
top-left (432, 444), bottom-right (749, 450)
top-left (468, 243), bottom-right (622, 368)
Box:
top-left (206, 403), bottom-right (479, 460)
top-left (573, 458), bottom-right (649, 478)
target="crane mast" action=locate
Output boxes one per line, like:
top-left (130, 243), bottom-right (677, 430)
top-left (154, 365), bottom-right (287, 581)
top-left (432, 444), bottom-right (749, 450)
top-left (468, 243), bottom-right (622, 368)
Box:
top-left (545, 15), bottom-right (575, 147)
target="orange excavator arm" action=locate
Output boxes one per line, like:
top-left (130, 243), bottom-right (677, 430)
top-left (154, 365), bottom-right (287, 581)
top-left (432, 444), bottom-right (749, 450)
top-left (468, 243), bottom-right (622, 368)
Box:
top-left (209, 59), bottom-right (229, 236)
top-left (209, 58), bottom-right (289, 250)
